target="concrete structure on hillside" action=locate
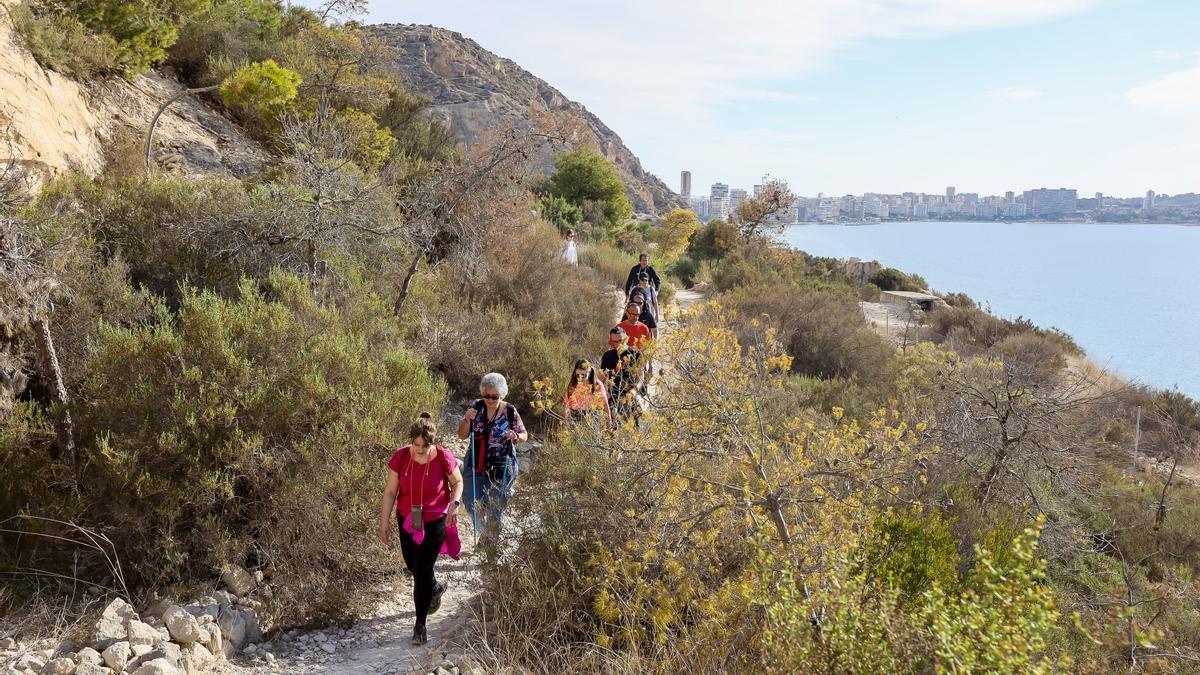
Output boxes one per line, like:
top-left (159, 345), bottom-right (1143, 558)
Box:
top-left (880, 290), bottom-right (947, 313)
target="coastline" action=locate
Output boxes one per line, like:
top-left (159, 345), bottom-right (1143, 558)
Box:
top-left (782, 221), bottom-right (1200, 399)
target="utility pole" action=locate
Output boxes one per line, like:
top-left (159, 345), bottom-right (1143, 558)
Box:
top-left (1132, 405), bottom-right (1142, 473)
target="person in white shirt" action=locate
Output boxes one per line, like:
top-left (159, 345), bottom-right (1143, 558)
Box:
top-left (562, 229), bottom-right (578, 265)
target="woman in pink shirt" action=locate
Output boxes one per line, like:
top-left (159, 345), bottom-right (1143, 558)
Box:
top-left (378, 413), bottom-right (464, 646)
top-left (564, 359), bottom-right (611, 425)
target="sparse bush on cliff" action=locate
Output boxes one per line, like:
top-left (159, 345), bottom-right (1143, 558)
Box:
top-left (870, 266), bottom-right (926, 292)
top-left (9, 3), bottom-right (117, 78)
top-left (940, 290), bottom-right (976, 308)
top-left (167, 0), bottom-right (286, 82)
top-left (57, 0), bottom-right (200, 77)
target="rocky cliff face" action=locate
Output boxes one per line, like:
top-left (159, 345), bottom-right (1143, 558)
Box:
top-left (368, 23), bottom-right (684, 217)
top-left (0, 0), bottom-right (265, 196)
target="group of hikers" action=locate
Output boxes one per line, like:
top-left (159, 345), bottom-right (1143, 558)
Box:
top-left (563, 233), bottom-right (663, 426)
top-left (378, 244), bottom-right (661, 646)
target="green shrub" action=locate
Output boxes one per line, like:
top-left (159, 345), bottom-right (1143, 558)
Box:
top-left (8, 3), bottom-right (117, 78)
top-left (870, 267), bottom-right (925, 292)
top-left (28, 174), bottom-right (271, 302)
top-left (858, 282), bottom-right (881, 302)
top-left (72, 272), bottom-right (444, 621)
top-left (920, 517), bottom-right (1064, 674)
top-left (862, 511), bottom-right (960, 606)
top-left (994, 332), bottom-right (1067, 384)
top-left (536, 195), bottom-right (583, 231)
top-left (544, 147), bottom-right (633, 238)
top-left (167, 0), bottom-right (284, 82)
top-left (218, 58), bottom-right (301, 119)
top-left (60, 0), bottom-right (199, 76)
top-left (667, 255), bottom-right (700, 288)
top-left (941, 290), bottom-right (976, 308)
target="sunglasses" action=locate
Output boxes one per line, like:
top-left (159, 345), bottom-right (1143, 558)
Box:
top-left (482, 393), bottom-right (500, 400)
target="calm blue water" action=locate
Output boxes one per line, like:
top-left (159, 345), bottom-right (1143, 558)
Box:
top-left (781, 221), bottom-right (1200, 398)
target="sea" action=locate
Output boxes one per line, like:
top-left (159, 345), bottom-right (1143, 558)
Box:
top-left (780, 221), bottom-right (1200, 399)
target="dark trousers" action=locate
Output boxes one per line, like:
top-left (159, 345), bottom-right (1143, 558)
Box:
top-left (398, 514), bottom-right (447, 626)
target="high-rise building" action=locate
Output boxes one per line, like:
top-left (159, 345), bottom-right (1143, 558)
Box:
top-left (680, 171), bottom-right (692, 198)
top-left (729, 188), bottom-right (749, 216)
top-left (1094, 192), bottom-right (1103, 201)
top-left (709, 196), bottom-right (730, 220)
top-left (1144, 190), bottom-right (1156, 211)
top-left (1023, 188), bottom-right (1078, 217)
top-left (946, 186), bottom-right (956, 200)
top-left (1005, 191), bottom-right (1015, 203)
top-left (710, 182), bottom-right (729, 200)
top-left (688, 195), bottom-right (709, 220)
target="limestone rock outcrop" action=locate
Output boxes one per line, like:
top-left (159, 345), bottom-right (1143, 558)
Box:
top-left (0, 0), bottom-right (266, 198)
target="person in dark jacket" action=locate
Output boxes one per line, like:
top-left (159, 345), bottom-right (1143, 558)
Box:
top-left (624, 253), bottom-right (661, 295)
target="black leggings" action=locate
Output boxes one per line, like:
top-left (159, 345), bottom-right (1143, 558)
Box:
top-left (398, 514), bottom-right (447, 626)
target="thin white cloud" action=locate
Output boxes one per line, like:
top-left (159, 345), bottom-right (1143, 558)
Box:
top-left (1127, 67), bottom-right (1200, 113)
top-left (351, 0), bottom-right (1107, 188)
top-left (986, 86), bottom-right (1044, 100)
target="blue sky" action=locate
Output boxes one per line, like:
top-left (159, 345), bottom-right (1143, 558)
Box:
top-left (346, 0), bottom-right (1200, 198)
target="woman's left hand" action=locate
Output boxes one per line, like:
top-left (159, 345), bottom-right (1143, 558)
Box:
top-left (503, 429), bottom-right (518, 441)
top-left (447, 508), bottom-right (458, 527)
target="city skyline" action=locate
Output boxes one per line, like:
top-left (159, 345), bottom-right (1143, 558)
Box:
top-left (684, 177), bottom-right (1200, 223)
top-left (679, 173), bottom-right (1176, 203)
top-left (345, 0), bottom-right (1200, 196)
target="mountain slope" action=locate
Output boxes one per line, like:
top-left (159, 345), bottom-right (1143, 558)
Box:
top-left (368, 23), bottom-right (684, 217)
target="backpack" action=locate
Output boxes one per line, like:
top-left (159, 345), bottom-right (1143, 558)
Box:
top-left (469, 400), bottom-right (518, 474)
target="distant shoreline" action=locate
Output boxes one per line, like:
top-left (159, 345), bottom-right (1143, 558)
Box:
top-left (787, 219), bottom-right (1200, 227)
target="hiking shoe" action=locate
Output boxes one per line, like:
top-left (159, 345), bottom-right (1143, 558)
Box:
top-left (429, 580), bottom-right (447, 615)
top-left (412, 624), bottom-right (427, 646)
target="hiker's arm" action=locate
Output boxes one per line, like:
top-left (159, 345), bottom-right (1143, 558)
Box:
top-left (447, 467), bottom-right (464, 504)
top-left (378, 469), bottom-right (400, 544)
top-left (457, 407), bottom-right (477, 439)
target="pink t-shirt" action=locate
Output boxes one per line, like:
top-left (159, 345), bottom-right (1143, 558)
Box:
top-left (565, 381), bottom-right (608, 411)
top-left (388, 446), bottom-right (458, 522)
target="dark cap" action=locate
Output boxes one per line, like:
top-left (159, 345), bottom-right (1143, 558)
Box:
top-left (638, 272), bottom-right (650, 280)
top-left (609, 326), bottom-right (626, 336)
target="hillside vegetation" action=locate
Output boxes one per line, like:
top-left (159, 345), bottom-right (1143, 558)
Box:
top-left (1, 2), bottom-right (1198, 674)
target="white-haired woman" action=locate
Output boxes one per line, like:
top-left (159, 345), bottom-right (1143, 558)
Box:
top-left (456, 372), bottom-right (527, 544)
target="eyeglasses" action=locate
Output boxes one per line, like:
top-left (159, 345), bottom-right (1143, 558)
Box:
top-left (482, 393), bottom-right (500, 400)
